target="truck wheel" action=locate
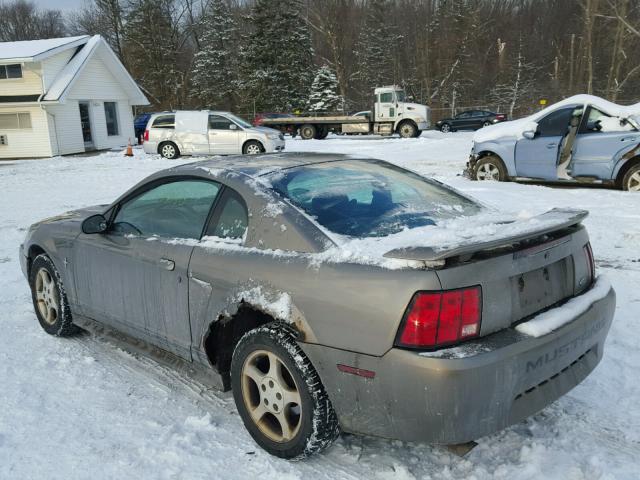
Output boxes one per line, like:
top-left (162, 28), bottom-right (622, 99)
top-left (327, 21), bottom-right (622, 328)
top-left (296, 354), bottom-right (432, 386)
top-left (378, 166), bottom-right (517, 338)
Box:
top-left (231, 323), bottom-right (340, 459)
top-left (622, 163), bottom-right (640, 191)
top-left (314, 126), bottom-right (328, 140)
top-left (159, 142), bottom-right (179, 159)
top-left (474, 155), bottom-right (507, 182)
top-left (243, 140), bottom-right (264, 155)
top-left (299, 124), bottom-right (316, 140)
top-left (398, 121), bottom-right (417, 139)
top-left (29, 254), bottom-right (79, 337)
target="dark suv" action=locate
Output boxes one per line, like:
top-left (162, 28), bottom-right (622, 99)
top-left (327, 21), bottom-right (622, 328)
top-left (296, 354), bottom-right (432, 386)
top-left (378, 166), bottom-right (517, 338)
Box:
top-left (436, 110), bottom-right (507, 132)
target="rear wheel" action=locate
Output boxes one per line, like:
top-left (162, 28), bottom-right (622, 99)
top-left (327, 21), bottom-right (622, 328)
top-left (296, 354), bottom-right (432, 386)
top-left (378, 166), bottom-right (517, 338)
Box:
top-left (299, 124), bottom-right (316, 140)
top-left (313, 126), bottom-right (329, 140)
top-left (440, 123), bottom-right (451, 133)
top-left (159, 142), bottom-right (179, 159)
top-left (231, 323), bottom-right (339, 459)
top-left (243, 140), bottom-right (264, 155)
top-left (482, 121), bottom-right (492, 127)
top-left (29, 254), bottom-right (79, 336)
top-left (622, 163), bottom-right (640, 191)
top-left (474, 155), bottom-right (507, 182)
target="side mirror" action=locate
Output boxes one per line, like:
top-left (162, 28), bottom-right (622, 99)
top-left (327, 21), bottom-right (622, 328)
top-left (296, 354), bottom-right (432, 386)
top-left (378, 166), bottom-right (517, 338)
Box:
top-left (229, 124), bottom-right (238, 130)
top-left (82, 214), bottom-right (108, 234)
top-left (522, 130), bottom-right (536, 139)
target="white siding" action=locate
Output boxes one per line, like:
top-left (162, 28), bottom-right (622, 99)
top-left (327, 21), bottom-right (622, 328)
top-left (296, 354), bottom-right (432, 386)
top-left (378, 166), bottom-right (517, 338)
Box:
top-left (0, 106), bottom-right (52, 159)
top-left (41, 50), bottom-right (74, 91)
top-left (44, 101), bottom-right (85, 155)
top-left (0, 62), bottom-right (43, 96)
top-left (66, 51), bottom-right (136, 149)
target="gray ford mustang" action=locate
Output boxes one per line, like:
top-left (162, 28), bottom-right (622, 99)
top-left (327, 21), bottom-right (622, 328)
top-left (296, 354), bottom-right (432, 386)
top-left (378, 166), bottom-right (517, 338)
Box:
top-left (21, 153), bottom-right (615, 459)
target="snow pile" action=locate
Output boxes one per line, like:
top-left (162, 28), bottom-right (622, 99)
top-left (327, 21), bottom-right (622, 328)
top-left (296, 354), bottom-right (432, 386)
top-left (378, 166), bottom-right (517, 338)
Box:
top-left (233, 285), bottom-right (293, 321)
top-left (473, 94), bottom-right (640, 143)
top-left (516, 276), bottom-right (611, 337)
top-left (598, 116), bottom-right (635, 132)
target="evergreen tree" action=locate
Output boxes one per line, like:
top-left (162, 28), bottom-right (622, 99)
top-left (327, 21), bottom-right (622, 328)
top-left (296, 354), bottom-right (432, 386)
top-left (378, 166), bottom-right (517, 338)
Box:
top-left (124, 0), bottom-right (183, 109)
top-left (354, 0), bottom-right (400, 102)
top-left (239, 0), bottom-right (313, 112)
top-left (307, 65), bottom-right (344, 112)
top-left (191, 0), bottom-right (238, 110)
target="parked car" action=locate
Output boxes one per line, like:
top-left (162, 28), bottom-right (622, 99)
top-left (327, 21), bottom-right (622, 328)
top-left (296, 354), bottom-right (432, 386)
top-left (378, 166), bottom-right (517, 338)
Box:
top-left (134, 112), bottom-right (154, 143)
top-left (466, 95), bottom-right (640, 191)
top-left (143, 111), bottom-right (285, 159)
top-left (436, 110), bottom-right (507, 132)
top-left (21, 152), bottom-right (615, 459)
top-left (253, 112), bottom-right (290, 127)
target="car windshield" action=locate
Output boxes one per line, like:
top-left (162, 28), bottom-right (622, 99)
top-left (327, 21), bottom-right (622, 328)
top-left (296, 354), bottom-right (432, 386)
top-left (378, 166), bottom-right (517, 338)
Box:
top-left (267, 160), bottom-right (482, 237)
top-left (225, 113), bottom-right (253, 129)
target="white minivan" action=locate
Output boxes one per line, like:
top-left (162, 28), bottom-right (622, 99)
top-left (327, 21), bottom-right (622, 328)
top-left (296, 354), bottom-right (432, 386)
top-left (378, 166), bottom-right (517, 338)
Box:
top-left (142, 110), bottom-right (285, 159)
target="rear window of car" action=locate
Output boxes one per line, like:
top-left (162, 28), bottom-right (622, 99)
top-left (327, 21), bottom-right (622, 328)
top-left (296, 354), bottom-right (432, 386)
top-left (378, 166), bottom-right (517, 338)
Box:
top-left (267, 160), bottom-right (481, 238)
top-left (152, 114), bottom-right (175, 129)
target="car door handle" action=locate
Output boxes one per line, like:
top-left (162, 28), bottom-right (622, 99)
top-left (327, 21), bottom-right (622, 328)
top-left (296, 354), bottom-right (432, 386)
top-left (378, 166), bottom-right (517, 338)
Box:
top-left (159, 258), bottom-right (175, 271)
top-left (546, 143), bottom-right (558, 149)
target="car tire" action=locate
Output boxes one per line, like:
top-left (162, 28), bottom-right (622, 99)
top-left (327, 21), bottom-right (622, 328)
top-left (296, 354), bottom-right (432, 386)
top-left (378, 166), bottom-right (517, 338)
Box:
top-left (398, 121), bottom-right (418, 139)
top-left (159, 142), bottom-right (179, 159)
top-left (231, 323), bottom-right (340, 459)
top-left (313, 126), bottom-right (328, 140)
top-left (299, 124), bottom-right (316, 140)
top-left (482, 121), bottom-right (492, 127)
top-left (440, 123), bottom-right (452, 133)
top-left (473, 155), bottom-right (507, 182)
top-left (243, 140), bottom-right (264, 155)
top-left (621, 163), bottom-right (640, 192)
top-left (29, 254), bottom-right (79, 337)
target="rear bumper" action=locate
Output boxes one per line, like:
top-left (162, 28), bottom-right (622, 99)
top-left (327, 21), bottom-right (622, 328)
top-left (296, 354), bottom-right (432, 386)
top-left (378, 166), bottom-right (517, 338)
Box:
top-left (301, 284), bottom-right (615, 444)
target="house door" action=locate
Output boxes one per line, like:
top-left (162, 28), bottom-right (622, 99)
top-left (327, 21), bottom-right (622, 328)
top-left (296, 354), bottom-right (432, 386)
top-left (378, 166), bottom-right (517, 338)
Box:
top-left (78, 102), bottom-right (94, 150)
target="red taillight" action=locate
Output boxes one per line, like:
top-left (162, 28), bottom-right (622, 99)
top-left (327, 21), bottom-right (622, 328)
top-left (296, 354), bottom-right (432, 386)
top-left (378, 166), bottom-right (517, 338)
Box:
top-left (495, 114), bottom-right (506, 120)
top-left (584, 242), bottom-right (595, 284)
top-left (143, 129), bottom-right (149, 142)
top-left (396, 286), bottom-right (482, 349)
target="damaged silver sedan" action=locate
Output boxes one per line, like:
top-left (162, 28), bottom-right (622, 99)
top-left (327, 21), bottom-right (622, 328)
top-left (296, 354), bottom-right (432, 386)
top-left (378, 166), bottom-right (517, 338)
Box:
top-left (21, 153), bottom-right (615, 459)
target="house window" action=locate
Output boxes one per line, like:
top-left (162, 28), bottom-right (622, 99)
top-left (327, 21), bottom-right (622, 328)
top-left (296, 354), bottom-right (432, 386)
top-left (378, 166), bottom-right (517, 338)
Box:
top-left (0, 64), bottom-right (23, 79)
top-left (104, 102), bottom-right (119, 136)
top-left (0, 113), bottom-right (32, 129)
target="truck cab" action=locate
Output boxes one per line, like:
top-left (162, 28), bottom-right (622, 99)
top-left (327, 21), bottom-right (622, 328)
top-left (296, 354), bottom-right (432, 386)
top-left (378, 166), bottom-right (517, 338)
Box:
top-left (373, 86), bottom-right (431, 136)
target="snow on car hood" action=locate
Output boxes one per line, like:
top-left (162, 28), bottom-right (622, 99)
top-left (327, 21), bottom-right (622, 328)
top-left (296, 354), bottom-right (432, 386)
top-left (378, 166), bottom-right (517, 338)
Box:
top-left (473, 94), bottom-right (640, 143)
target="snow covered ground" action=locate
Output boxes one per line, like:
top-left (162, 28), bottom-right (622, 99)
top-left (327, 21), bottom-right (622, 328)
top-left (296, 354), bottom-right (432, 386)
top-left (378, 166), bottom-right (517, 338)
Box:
top-left (1, 132), bottom-right (639, 479)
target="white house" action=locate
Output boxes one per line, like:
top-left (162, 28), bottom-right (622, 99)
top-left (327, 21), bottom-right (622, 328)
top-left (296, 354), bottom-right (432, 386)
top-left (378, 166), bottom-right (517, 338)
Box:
top-left (0, 35), bottom-right (148, 159)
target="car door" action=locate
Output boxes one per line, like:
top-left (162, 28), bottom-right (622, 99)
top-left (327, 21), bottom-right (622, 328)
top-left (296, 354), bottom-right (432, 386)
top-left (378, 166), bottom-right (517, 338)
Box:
top-left (453, 112), bottom-right (472, 130)
top-left (376, 92), bottom-right (396, 122)
top-left (208, 114), bottom-right (242, 154)
top-left (188, 187), bottom-right (250, 365)
top-left (73, 178), bottom-right (222, 360)
top-left (515, 106), bottom-right (578, 179)
top-left (570, 105), bottom-right (640, 179)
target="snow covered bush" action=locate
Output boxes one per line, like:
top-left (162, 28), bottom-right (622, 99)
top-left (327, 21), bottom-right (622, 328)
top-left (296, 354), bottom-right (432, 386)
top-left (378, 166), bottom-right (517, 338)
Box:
top-left (307, 65), bottom-right (344, 113)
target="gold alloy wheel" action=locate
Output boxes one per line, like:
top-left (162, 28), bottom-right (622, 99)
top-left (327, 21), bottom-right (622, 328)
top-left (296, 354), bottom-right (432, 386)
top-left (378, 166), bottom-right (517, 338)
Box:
top-left (476, 162), bottom-right (501, 181)
top-left (35, 268), bottom-right (59, 325)
top-left (241, 349), bottom-right (302, 442)
top-left (628, 171), bottom-right (640, 191)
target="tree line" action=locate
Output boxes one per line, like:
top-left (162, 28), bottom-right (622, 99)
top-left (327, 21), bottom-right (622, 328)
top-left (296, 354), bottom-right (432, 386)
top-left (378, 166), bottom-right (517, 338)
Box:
top-left (1, 0), bottom-right (640, 120)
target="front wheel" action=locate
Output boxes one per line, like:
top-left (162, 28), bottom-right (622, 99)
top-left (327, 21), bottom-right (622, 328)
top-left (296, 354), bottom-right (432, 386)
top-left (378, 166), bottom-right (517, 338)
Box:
top-left (243, 140), bottom-right (264, 155)
top-left (473, 156), bottom-right (507, 182)
top-left (622, 164), bottom-right (640, 191)
top-left (398, 121), bottom-right (417, 138)
top-left (231, 323), bottom-right (339, 459)
top-left (29, 254), bottom-right (79, 336)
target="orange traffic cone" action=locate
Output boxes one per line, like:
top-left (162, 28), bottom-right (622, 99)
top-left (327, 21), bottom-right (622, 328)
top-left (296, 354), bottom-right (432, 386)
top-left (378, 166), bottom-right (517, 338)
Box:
top-left (125, 138), bottom-right (133, 157)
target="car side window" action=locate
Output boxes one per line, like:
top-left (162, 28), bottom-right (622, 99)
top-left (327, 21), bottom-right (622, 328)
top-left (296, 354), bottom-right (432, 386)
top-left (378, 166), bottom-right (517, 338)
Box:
top-left (112, 180), bottom-right (221, 239)
top-left (209, 115), bottom-right (234, 130)
top-left (205, 189), bottom-right (248, 241)
top-left (581, 107), bottom-right (611, 133)
top-left (456, 112), bottom-right (471, 119)
top-left (536, 107), bottom-right (576, 137)
top-left (152, 115), bottom-right (175, 129)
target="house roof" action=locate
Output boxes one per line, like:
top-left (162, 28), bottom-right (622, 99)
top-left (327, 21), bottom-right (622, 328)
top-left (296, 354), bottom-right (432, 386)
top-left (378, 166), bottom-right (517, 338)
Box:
top-left (0, 36), bottom-right (89, 63)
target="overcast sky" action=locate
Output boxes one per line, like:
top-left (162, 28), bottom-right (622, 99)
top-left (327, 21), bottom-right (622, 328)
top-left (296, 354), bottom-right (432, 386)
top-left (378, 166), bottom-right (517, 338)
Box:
top-left (32, 0), bottom-right (87, 11)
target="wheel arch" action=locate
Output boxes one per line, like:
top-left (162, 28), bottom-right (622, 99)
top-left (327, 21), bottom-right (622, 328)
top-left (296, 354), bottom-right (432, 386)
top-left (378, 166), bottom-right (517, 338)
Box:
top-left (27, 244), bottom-right (47, 275)
top-left (242, 138), bottom-right (264, 153)
top-left (157, 140), bottom-right (180, 155)
top-left (614, 155), bottom-right (640, 188)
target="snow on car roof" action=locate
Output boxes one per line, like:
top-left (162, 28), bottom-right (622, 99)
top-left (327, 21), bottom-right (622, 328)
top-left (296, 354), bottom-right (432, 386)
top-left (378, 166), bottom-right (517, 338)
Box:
top-left (473, 94), bottom-right (640, 143)
top-left (0, 35), bottom-right (89, 62)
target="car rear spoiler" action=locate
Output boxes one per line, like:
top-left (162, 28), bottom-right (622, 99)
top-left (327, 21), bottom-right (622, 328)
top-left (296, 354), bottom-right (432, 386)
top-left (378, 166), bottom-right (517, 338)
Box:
top-left (383, 208), bottom-right (588, 263)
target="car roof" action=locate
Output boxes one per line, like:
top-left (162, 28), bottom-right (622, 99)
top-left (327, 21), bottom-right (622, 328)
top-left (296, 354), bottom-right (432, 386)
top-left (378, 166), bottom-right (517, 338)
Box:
top-left (172, 152), bottom-right (365, 179)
